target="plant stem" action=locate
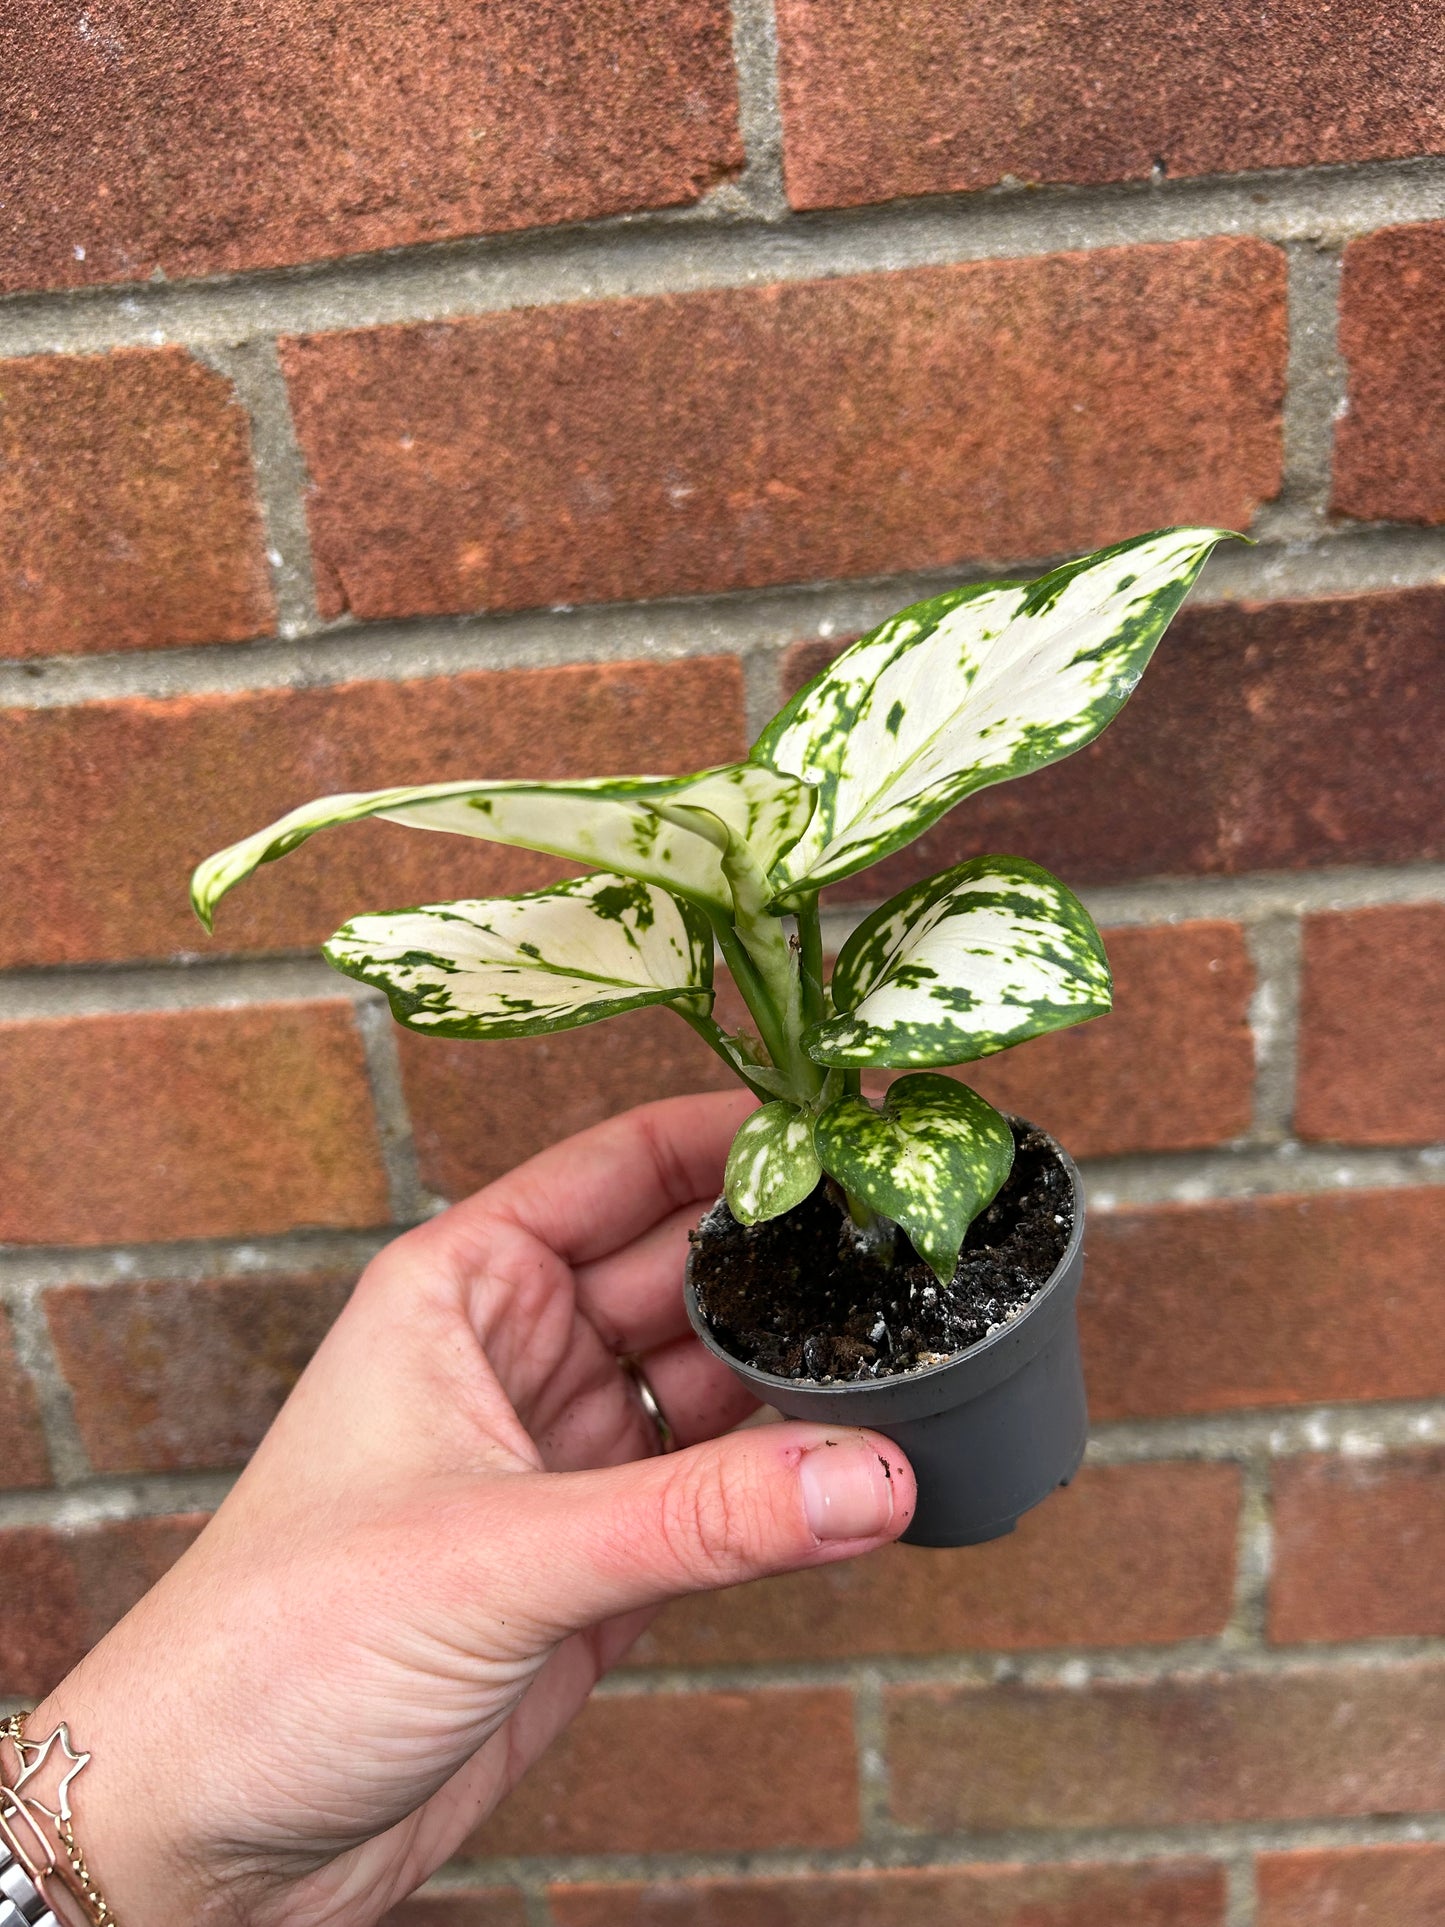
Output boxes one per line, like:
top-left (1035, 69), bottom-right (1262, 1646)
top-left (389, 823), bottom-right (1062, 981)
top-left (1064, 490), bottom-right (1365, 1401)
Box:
top-left (796, 892), bottom-right (826, 1030)
top-left (707, 912), bottom-right (793, 1074)
top-left (675, 1007), bottom-right (778, 1103)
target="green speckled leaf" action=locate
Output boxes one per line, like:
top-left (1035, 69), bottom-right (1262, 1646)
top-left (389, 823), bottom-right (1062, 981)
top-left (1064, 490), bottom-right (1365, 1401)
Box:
top-left (724, 1102), bottom-right (823, 1226)
top-left (807, 856), bottom-right (1111, 1069)
top-left (814, 1075), bottom-right (1014, 1288)
top-left (322, 873), bottom-right (713, 1038)
top-left (191, 761), bottom-right (814, 926)
top-left (754, 527), bottom-right (1234, 897)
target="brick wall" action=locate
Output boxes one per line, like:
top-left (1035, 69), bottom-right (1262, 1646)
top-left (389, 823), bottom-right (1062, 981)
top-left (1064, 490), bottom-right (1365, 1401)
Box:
top-left (2, 7), bottom-right (1444, 1924)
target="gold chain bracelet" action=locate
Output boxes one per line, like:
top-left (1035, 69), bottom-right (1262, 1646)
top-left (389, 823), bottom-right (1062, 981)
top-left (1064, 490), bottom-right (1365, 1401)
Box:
top-left (1, 1710), bottom-right (119, 1927)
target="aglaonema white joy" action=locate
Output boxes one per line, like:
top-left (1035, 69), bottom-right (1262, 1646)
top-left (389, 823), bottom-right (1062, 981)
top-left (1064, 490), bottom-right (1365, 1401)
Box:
top-left (193, 526), bottom-right (1235, 1287)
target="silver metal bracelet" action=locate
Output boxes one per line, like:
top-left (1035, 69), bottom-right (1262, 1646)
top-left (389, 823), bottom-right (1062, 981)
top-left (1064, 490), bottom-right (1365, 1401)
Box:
top-left (0, 1833), bottom-right (62, 1927)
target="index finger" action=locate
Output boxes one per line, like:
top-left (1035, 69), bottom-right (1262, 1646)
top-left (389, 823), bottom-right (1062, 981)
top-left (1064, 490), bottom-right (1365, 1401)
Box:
top-left (467, 1089), bottom-right (756, 1265)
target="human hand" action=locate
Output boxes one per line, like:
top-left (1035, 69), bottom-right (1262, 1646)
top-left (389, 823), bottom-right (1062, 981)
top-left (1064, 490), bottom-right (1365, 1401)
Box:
top-left (18, 1091), bottom-right (915, 1927)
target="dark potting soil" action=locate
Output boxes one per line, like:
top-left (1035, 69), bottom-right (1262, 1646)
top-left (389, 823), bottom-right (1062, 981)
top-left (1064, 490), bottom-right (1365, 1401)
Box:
top-left (690, 1122), bottom-right (1073, 1382)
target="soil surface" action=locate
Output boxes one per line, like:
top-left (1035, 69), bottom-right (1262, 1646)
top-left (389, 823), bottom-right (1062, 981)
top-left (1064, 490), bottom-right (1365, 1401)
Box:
top-left (690, 1122), bottom-right (1073, 1382)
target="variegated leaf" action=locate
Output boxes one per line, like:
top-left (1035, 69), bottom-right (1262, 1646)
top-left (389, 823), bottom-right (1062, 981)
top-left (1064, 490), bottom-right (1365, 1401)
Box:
top-left (814, 1075), bottom-right (1015, 1289)
top-left (754, 527), bottom-right (1234, 897)
top-left (724, 1102), bottom-right (823, 1225)
top-left (322, 873), bottom-right (713, 1038)
top-left (808, 856), bottom-right (1111, 1069)
top-left (191, 762), bottom-right (814, 927)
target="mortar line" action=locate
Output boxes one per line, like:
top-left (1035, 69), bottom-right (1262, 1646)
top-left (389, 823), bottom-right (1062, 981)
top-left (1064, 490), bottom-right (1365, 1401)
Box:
top-left (1225, 1848), bottom-right (1259, 1927)
top-left (0, 1467), bottom-right (235, 1531)
top-left (851, 1668), bottom-right (892, 1843)
top-left (1249, 242), bottom-right (1346, 545)
top-left (1243, 913), bottom-right (1305, 1145)
top-left (1, 154), bottom-right (1444, 358)
top-left (1225, 1459), bottom-right (1274, 1653)
top-left (353, 993), bottom-right (435, 1226)
top-left (0, 1279), bottom-right (91, 1486)
top-left (415, 1808), bottom-right (1445, 1886)
top-left (195, 339), bottom-right (322, 637)
top-left (727, 0), bottom-right (789, 221)
top-left (3, 519), bottom-right (1445, 708)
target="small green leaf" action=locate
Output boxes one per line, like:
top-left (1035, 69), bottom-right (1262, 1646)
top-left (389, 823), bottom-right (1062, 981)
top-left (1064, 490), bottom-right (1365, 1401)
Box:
top-left (814, 1075), bottom-right (1014, 1288)
top-left (322, 873), bottom-right (712, 1038)
top-left (808, 855), bottom-right (1111, 1068)
top-left (754, 526), bottom-right (1235, 897)
top-left (724, 1102), bottom-right (823, 1226)
top-left (191, 761), bottom-right (814, 927)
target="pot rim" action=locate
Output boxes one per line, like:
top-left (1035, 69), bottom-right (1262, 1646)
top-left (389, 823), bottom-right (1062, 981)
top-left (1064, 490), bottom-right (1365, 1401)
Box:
top-left (684, 1114), bottom-right (1083, 1408)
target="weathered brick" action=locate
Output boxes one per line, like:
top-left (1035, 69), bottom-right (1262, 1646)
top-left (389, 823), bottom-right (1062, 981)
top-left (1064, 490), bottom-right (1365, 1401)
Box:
top-left (0, 657), bottom-right (745, 969)
top-left (1333, 223), bottom-right (1445, 525)
top-left (1257, 1844), bottom-right (1445, 1927)
top-left (1271, 1452), bottom-right (1445, 1644)
top-left (0, 1305), bottom-right (49, 1490)
top-left (467, 1690), bottom-right (857, 1857)
top-left (887, 1662), bottom-right (1445, 1831)
top-left (549, 1862), bottom-right (1227, 1927)
top-left (775, 1), bottom-right (1445, 209)
top-left (629, 1463), bottom-right (1238, 1667)
top-left (45, 1272), bottom-right (355, 1474)
top-left (282, 242), bottom-right (1284, 622)
top-left (1082, 1189), bottom-right (1445, 1420)
top-left (0, 2), bottom-right (741, 293)
top-left (1295, 905), bottom-right (1445, 1145)
top-left (0, 1514), bottom-right (205, 1698)
top-left (954, 922), bottom-right (1253, 1157)
top-left (0, 348), bottom-right (273, 659)
top-left (380, 1895), bottom-right (527, 1927)
top-left (788, 586), bottom-right (1445, 896)
top-left (0, 1005), bottom-right (389, 1247)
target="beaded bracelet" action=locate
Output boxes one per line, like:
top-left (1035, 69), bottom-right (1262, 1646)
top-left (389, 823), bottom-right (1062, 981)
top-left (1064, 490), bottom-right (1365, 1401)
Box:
top-left (0, 1712), bottom-right (119, 1927)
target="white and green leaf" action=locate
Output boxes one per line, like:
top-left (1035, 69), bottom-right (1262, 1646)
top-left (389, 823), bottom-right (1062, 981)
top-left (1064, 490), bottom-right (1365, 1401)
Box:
top-left (754, 526), bottom-right (1235, 897)
top-left (808, 856), bottom-right (1111, 1069)
top-left (322, 873), bottom-right (713, 1039)
top-left (724, 1102), bottom-right (823, 1225)
top-left (814, 1075), bottom-right (1015, 1289)
top-left (191, 761), bottom-right (815, 927)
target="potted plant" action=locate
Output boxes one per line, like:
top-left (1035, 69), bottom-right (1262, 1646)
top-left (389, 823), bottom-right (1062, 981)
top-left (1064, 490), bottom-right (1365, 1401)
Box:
top-left (193, 525), bottom-right (1232, 1546)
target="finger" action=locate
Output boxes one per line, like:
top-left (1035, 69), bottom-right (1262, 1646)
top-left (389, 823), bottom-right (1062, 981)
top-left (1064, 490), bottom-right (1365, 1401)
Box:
top-left (633, 1332), bottom-right (759, 1450)
top-left (572, 1199), bottom-right (709, 1355)
top-left (468, 1425), bottom-right (917, 1637)
top-left (467, 1090), bottom-right (755, 1266)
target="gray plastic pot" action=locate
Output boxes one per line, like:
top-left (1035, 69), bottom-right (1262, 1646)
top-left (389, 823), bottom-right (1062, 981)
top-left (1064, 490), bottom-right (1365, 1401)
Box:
top-left (684, 1123), bottom-right (1088, 1547)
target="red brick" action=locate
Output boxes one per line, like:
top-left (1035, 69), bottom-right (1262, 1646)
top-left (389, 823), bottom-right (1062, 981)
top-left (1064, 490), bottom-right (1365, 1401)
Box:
top-left (1257, 1844), bottom-right (1445, 1927)
top-left (948, 922), bottom-right (1253, 1158)
top-left (776, 1), bottom-right (1445, 210)
top-left (1082, 1189), bottom-right (1445, 1420)
top-left (629, 1463), bottom-right (1238, 1667)
top-left (549, 1862), bottom-right (1227, 1927)
top-left (282, 242), bottom-right (1284, 622)
top-left (380, 1896), bottom-right (527, 1927)
top-left (1295, 905), bottom-right (1445, 1145)
top-left (0, 657), bottom-right (745, 969)
top-left (1271, 1452), bottom-right (1445, 1644)
top-left (45, 1272), bottom-right (355, 1474)
top-left (0, 348), bottom-right (272, 659)
top-left (887, 1661), bottom-right (1445, 1831)
top-left (0, 1004), bottom-right (388, 1247)
top-left (0, 3), bottom-right (741, 293)
top-left (789, 586), bottom-right (1445, 897)
top-left (0, 1513), bottom-right (205, 1698)
top-left (467, 1690), bottom-right (857, 1857)
top-left (0, 1305), bottom-right (49, 1490)
top-left (1334, 224), bottom-right (1445, 525)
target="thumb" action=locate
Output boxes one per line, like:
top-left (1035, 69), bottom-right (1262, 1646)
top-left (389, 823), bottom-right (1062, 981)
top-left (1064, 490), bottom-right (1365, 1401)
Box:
top-left (484, 1423), bottom-right (916, 1636)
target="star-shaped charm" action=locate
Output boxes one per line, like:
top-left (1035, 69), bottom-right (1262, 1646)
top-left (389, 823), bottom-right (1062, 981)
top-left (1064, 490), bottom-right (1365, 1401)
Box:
top-left (13, 1723), bottom-right (91, 1824)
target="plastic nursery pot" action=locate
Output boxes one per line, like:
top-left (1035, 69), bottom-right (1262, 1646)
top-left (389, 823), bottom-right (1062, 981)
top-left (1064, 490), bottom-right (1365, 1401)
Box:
top-left (684, 1122), bottom-right (1088, 1548)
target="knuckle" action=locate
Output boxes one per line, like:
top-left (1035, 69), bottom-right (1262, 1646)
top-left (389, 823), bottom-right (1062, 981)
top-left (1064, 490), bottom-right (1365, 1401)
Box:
top-left (654, 1450), bottom-right (789, 1591)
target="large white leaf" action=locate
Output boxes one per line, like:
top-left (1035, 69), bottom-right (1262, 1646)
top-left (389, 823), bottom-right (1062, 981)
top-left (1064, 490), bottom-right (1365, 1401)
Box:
top-left (322, 873), bottom-right (713, 1038)
top-left (814, 1075), bottom-right (1015, 1288)
top-left (191, 762), bottom-right (814, 927)
top-left (808, 856), bottom-right (1111, 1069)
top-left (754, 527), bottom-right (1234, 897)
